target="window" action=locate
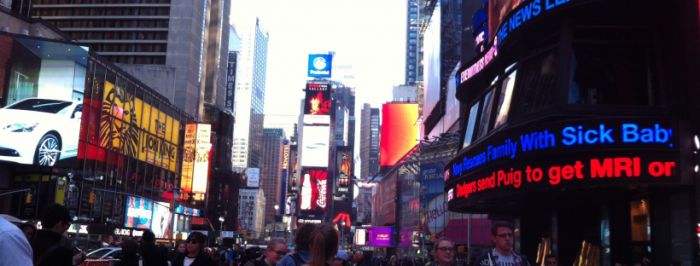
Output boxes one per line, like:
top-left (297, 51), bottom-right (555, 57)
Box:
top-left (511, 49), bottom-right (559, 117)
top-left (462, 102), bottom-right (479, 148)
top-left (494, 68), bottom-right (517, 128)
top-left (476, 89), bottom-right (495, 139)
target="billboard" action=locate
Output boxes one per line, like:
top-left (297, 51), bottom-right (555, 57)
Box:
top-left (367, 227), bottom-right (393, 247)
top-left (151, 201), bottom-right (172, 238)
top-left (488, 0), bottom-right (523, 43)
top-left (180, 124), bottom-right (197, 194)
top-left (0, 36), bottom-right (88, 167)
top-left (301, 125), bottom-right (330, 167)
top-left (379, 103), bottom-right (419, 167)
top-left (192, 124), bottom-right (211, 194)
top-left (246, 168), bottom-right (260, 187)
top-left (423, 3), bottom-right (441, 117)
top-left (303, 81), bottom-right (331, 124)
top-left (307, 54), bottom-right (333, 78)
top-left (175, 205), bottom-right (201, 216)
top-left (336, 148), bottom-right (353, 196)
top-left (125, 196), bottom-right (153, 229)
top-left (299, 168), bottom-right (329, 213)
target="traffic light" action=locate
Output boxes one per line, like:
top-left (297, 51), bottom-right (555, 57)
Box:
top-left (89, 191), bottom-right (96, 204)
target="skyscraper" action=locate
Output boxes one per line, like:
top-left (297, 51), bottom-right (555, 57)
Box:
top-left (261, 128), bottom-right (285, 225)
top-left (14, 0), bottom-right (231, 117)
top-left (406, 0), bottom-right (420, 85)
top-left (360, 103), bottom-right (380, 180)
top-left (232, 18), bottom-right (269, 170)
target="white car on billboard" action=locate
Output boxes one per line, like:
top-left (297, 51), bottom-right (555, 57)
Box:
top-left (0, 98), bottom-right (82, 166)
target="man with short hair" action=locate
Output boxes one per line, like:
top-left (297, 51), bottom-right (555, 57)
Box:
top-left (31, 204), bottom-right (86, 266)
top-left (247, 238), bottom-right (288, 266)
top-left (471, 221), bottom-right (529, 266)
top-left (429, 238), bottom-right (456, 266)
top-left (543, 255), bottom-right (557, 266)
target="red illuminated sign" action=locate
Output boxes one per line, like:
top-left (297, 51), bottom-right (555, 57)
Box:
top-left (304, 82), bottom-right (331, 116)
top-left (300, 168), bottom-right (329, 212)
top-left (380, 103), bottom-right (419, 167)
top-left (333, 212), bottom-right (352, 228)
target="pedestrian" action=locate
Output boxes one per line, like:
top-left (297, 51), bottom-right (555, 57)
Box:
top-left (17, 222), bottom-right (36, 241)
top-left (140, 229), bottom-right (169, 266)
top-left (172, 231), bottom-right (217, 266)
top-left (331, 249), bottom-right (349, 266)
top-left (427, 238), bottom-right (456, 266)
top-left (117, 239), bottom-right (140, 266)
top-left (31, 204), bottom-right (86, 266)
top-left (244, 238), bottom-right (288, 266)
top-left (308, 224), bottom-right (339, 266)
top-left (543, 255), bottom-right (557, 266)
top-left (471, 221), bottom-right (529, 266)
top-left (278, 223), bottom-right (316, 266)
top-left (0, 215), bottom-right (33, 265)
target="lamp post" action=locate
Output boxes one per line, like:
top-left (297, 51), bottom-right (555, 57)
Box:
top-left (340, 220), bottom-right (345, 249)
top-left (219, 216), bottom-right (225, 232)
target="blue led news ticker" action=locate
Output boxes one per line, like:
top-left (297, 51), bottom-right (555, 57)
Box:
top-left (496, 0), bottom-right (573, 47)
top-left (450, 119), bottom-right (676, 178)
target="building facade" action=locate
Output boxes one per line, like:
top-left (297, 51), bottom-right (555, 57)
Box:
top-left (238, 188), bottom-right (265, 239)
top-left (261, 128), bottom-right (284, 225)
top-left (393, 84), bottom-right (418, 102)
top-left (232, 18), bottom-right (268, 170)
top-left (406, 0), bottom-right (419, 85)
top-left (13, 0), bottom-right (230, 117)
top-left (360, 103), bottom-right (380, 180)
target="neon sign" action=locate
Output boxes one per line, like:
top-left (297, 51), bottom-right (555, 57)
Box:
top-left (460, 43), bottom-right (498, 83)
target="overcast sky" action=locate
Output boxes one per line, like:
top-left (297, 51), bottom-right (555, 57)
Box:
top-left (231, 0), bottom-right (407, 120)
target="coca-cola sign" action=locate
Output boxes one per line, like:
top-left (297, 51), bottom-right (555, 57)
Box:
top-left (300, 168), bottom-right (329, 213)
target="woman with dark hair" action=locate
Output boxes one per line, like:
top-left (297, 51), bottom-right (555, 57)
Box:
top-left (278, 223), bottom-right (317, 266)
top-left (308, 224), bottom-right (339, 266)
top-left (172, 232), bottom-right (216, 266)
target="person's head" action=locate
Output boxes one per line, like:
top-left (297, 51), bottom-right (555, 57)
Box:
top-left (142, 230), bottom-right (156, 245)
top-left (432, 238), bottom-right (455, 266)
top-left (186, 232), bottom-right (207, 256)
top-left (308, 224), bottom-right (339, 266)
top-left (295, 223), bottom-right (317, 251)
top-left (544, 255), bottom-right (557, 266)
top-left (18, 223), bottom-right (36, 240)
top-left (491, 221), bottom-right (515, 254)
top-left (40, 204), bottom-right (71, 234)
top-left (176, 241), bottom-right (187, 253)
top-left (265, 238), bottom-right (289, 266)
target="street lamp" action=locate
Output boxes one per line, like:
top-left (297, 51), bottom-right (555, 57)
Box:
top-left (339, 221), bottom-right (345, 248)
top-left (219, 216), bottom-right (225, 232)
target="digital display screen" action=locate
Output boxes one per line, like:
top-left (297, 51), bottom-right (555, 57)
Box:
top-left (367, 227), bottom-right (393, 247)
top-left (124, 196), bottom-right (153, 229)
top-left (380, 103), bottom-right (419, 167)
top-left (301, 125), bottom-right (330, 167)
top-left (299, 168), bottom-right (329, 213)
top-left (151, 202), bottom-right (172, 238)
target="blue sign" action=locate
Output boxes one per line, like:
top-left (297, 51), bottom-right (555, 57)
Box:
top-left (308, 54), bottom-right (333, 78)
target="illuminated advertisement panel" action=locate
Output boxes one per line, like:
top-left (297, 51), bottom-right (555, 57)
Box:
top-left (124, 196), bottom-right (153, 229)
top-left (488, 0), bottom-right (523, 42)
top-left (335, 147), bottom-right (352, 196)
top-left (303, 81), bottom-right (331, 124)
top-left (175, 205), bottom-right (201, 216)
top-left (367, 227), bottom-right (393, 247)
top-left (379, 103), bottom-right (419, 167)
top-left (180, 124), bottom-right (197, 194)
top-left (307, 54), bottom-right (333, 78)
top-left (246, 168), bottom-right (260, 187)
top-left (151, 201), bottom-right (172, 238)
top-left (299, 168), bottom-right (329, 213)
top-left (423, 3), bottom-right (441, 116)
top-left (446, 118), bottom-right (681, 211)
top-left (301, 125), bottom-right (330, 168)
top-left (0, 35), bottom-right (88, 167)
top-left (192, 124), bottom-right (211, 194)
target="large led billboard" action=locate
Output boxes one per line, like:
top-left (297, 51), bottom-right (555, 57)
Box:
top-left (335, 147), bottom-right (353, 196)
top-left (423, 3), bottom-right (441, 117)
top-left (379, 103), bottom-right (419, 167)
top-left (299, 168), bottom-right (329, 213)
top-left (488, 0), bottom-right (523, 43)
top-left (125, 196), bottom-right (153, 229)
top-left (303, 81), bottom-right (331, 124)
top-left (367, 227), bottom-right (393, 247)
top-left (307, 54), bottom-right (333, 78)
top-left (301, 125), bottom-right (330, 168)
top-left (180, 123), bottom-right (211, 195)
top-left (151, 201), bottom-right (172, 238)
top-left (0, 35), bottom-right (88, 167)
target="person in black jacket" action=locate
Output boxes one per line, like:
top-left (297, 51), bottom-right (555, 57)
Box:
top-left (141, 229), bottom-right (169, 266)
top-left (172, 232), bottom-right (217, 266)
top-left (31, 204), bottom-right (86, 266)
top-left (471, 221), bottom-right (529, 266)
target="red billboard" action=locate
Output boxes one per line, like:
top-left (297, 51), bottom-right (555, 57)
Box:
top-left (304, 82), bottom-right (331, 116)
top-left (299, 168), bottom-right (329, 213)
top-left (380, 103), bottom-right (419, 167)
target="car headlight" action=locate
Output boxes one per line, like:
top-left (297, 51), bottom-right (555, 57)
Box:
top-left (3, 122), bottom-right (38, 132)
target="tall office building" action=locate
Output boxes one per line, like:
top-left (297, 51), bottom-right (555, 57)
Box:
top-left (232, 18), bottom-right (269, 170)
top-left (225, 25), bottom-right (241, 114)
top-left (406, 0), bottom-right (420, 85)
top-left (393, 84), bottom-right (418, 102)
top-left (261, 128), bottom-right (285, 225)
top-left (333, 83), bottom-right (355, 148)
top-left (14, 0), bottom-right (231, 117)
top-left (360, 103), bottom-right (380, 180)
top-left (238, 188), bottom-right (266, 238)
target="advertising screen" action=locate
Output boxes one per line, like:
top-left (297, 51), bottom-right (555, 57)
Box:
top-left (307, 54), bottom-right (333, 78)
top-left (299, 168), bottom-right (329, 213)
top-left (301, 125), bottom-right (330, 167)
top-left (192, 124), bottom-right (211, 194)
top-left (336, 148), bottom-right (353, 196)
top-left (246, 168), bottom-right (260, 187)
top-left (124, 196), bottom-right (153, 229)
top-left (380, 103), bottom-right (419, 167)
top-left (180, 124), bottom-right (197, 194)
top-left (175, 205), bottom-right (201, 216)
top-left (488, 0), bottom-right (523, 42)
top-left (423, 3), bottom-right (441, 116)
top-left (367, 227), bottom-right (393, 247)
top-left (151, 201), bottom-right (172, 238)
top-left (304, 82), bottom-right (331, 115)
top-left (0, 35), bottom-right (88, 167)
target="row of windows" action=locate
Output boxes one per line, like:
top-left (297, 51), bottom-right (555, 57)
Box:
top-left (36, 0), bottom-right (169, 4)
top-left (105, 55), bottom-right (165, 64)
top-left (54, 19), bottom-right (169, 28)
top-left (71, 31), bottom-right (168, 40)
top-left (91, 43), bottom-right (167, 53)
top-left (34, 7), bottom-right (170, 17)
